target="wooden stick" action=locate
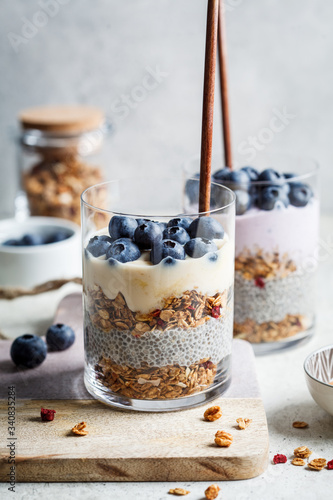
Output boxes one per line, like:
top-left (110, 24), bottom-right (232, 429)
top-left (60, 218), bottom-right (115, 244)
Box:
top-left (218, 0), bottom-right (233, 169)
top-left (199, 0), bottom-right (219, 214)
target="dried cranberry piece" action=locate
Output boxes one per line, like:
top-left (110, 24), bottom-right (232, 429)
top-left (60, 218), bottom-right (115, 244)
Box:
top-left (200, 360), bottom-right (214, 370)
top-left (41, 408), bottom-right (56, 421)
top-left (254, 277), bottom-right (265, 289)
top-left (152, 309), bottom-right (161, 317)
top-left (211, 306), bottom-right (221, 319)
top-left (157, 318), bottom-right (165, 326)
top-left (273, 454), bottom-right (287, 464)
top-left (327, 459), bottom-right (333, 470)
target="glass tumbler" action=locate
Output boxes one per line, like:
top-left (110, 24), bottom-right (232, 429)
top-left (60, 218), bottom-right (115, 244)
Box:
top-left (184, 155), bottom-right (320, 354)
top-left (81, 178), bottom-right (235, 411)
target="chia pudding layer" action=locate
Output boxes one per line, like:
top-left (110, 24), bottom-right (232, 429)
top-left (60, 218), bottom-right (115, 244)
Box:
top-left (85, 292), bottom-right (233, 369)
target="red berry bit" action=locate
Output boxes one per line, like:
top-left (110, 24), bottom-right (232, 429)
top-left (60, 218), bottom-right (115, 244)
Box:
top-left (273, 454), bottom-right (287, 464)
top-left (254, 277), bottom-right (265, 289)
top-left (41, 408), bottom-right (56, 421)
top-left (211, 306), bottom-right (221, 319)
top-left (327, 459), bottom-right (333, 470)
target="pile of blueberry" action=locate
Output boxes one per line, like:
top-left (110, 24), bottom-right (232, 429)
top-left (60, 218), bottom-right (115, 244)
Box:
top-left (186, 167), bottom-right (313, 215)
top-left (10, 324), bottom-right (75, 369)
top-left (86, 215), bottom-right (225, 265)
top-left (2, 231), bottom-right (70, 247)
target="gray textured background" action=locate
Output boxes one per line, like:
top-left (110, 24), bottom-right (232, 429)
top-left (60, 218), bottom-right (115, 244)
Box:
top-left (0, 0), bottom-right (332, 217)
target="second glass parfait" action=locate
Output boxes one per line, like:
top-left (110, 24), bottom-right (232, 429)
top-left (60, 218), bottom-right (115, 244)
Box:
top-left (81, 178), bottom-right (235, 411)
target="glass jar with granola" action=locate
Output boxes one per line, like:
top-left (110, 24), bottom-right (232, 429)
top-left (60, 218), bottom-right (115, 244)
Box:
top-left (81, 178), bottom-right (235, 411)
top-left (18, 105), bottom-right (107, 225)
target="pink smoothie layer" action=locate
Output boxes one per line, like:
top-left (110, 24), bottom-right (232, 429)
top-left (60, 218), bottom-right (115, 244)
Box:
top-left (235, 198), bottom-right (320, 263)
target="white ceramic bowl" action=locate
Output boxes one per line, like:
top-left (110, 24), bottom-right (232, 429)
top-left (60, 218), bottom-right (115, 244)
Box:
top-left (0, 217), bottom-right (81, 288)
top-left (304, 345), bottom-right (333, 416)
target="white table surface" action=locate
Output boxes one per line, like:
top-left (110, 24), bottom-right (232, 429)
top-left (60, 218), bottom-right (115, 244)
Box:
top-left (3, 216), bottom-right (333, 500)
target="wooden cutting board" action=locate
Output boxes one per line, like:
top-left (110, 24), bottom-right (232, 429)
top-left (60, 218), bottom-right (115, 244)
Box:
top-left (0, 294), bottom-right (269, 482)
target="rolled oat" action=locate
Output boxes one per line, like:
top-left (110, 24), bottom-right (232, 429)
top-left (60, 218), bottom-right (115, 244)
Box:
top-left (292, 421), bottom-right (308, 429)
top-left (168, 488), bottom-right (190, 496)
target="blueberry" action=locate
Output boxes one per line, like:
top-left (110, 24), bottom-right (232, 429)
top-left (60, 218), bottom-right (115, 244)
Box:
top-left (134, 221), bottom-right (163, 249)
top-left (224, 170), bottom-right (250, 191)
top-left (46, 323), bottom-right (75, 351)
top-left (184, 238), bottom-right (218, 258)
top-left (234, 190), bottom-right (251, 216)
top-left (213, 167), bottom-right (231, 182)
top-left (163, 226), bottom-right (190, 245)
top-left (86, 235), bottom-right (113, 257)
top-left (163, 256), bottom-right (177, 266)
top-left (258, 186), bottom-right (289, 210)
top-left (45, 231), bottom-right (69, 244)
top-left (136, 218), bottom-right (151, 226)
top-left (109, 216), bottom-right (138, 240)
top-left (106, 238), bottom-right (141, 263)
top-left (2, 239), bottom-right (18, 246)
top-left (167, 217), bottom-right (192, 232)
top-left (188, 217), bottom-right (224, 240)
top-left (150, 239), bottom-right (185, 265)
top-left (21, 233), bottom-right (44, 246)
top-left (157, 221), bottom-right (168, 233)
top-left (289, 183), bottom-right (313, 207)
top-left (258, 168), bottom-right (281, 183)
top-left (185, 173), bottom-right (200, 204)
top-left (241, 166), bottom-right (259, 182)
top-left (283, 172), bottom-right (296, 180)
top-left (10, 334), bottom-right (47, 369)
top-left (208, 252), bottom-right (218, 262)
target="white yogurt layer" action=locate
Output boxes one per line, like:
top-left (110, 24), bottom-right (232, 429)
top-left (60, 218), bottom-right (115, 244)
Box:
top-left (234, 198), bottom-right (320, 262)
top-left (84, 231), bottom-right (234, 314)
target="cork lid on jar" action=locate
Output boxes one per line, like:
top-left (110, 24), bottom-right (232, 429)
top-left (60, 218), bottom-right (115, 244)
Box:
top-left (19, 105), bottom-right (104, 133)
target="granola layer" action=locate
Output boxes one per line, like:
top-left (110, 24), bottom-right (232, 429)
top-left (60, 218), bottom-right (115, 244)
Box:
top-left (234, 314), bottom-right (308, 343)
top-left (94, 357), bottom-right (220, 400)
top-left (86, 285), bottom-right (227, 335)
